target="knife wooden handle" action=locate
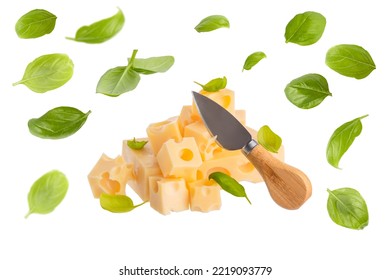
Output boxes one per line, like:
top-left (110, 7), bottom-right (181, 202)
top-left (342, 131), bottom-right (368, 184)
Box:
top-left (246, 143), bottom-right (312, 210)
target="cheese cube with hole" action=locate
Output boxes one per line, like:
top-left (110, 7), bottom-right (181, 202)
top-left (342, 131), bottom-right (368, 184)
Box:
top-left (156, 137), bottom-right (203, 182)
top-left (184, 121), bottom-right (222, 161)
top-left (146, 117), bottom-right (182, 155)
top-left (188, 180), bottom-right (221, 212)
top-left (192, 88), bottom-right (235, 119)
top-left (197, 145), bottom-right (285, 183)
top-left (122, 139), bottom-right (162, 201)
top-left (149, 177), bottom-right (189, 215)
top-left (177, 105), bottom-right (200, 135)
top-left (148, 175), bottom-right (164, 191)
top-left (88, 154), bottom-right (132, 198)
top-left (196, 149), bottom-right (262, 183)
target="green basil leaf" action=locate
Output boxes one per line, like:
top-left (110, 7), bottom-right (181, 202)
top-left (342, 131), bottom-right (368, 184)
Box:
top-left (284, 73), bottom-right (332, 109)
top-left (132, 56), bottom-right (175, 75)
top-left (209, 172), bottom-right (251, 204)
top-left (127, 138), bottom-right (148, 150)
top-left (96, 66), bottom-right (140, 97)
top-left (66, 8), bottom-right (124, 43)
top-left (194, 76), bottom-right (227, 92)
top-left (327, 188), bottom-right (369, 230)
top-left (194, 15), bottom-right (230, 32)
top-left (285, 11), bottom-right (326, 46)
top-left (15, 9), bottom-right (57, 39)
top-left (326, 115), bottom-right (368, 169)
top-left (25, 170), bottom-right (68, 218)
top-left (100, 193), bottom-right (146, 213)
top-left (325, 44), bottom-right (376, 79)
top-left (257, 125), bottom-right (282, 153)
top-left (97, 49), bottom-right (139, 96)
top-left (28, 106), bottom-right (91, 139)
top-left (13, 53), bottom-right (74, 93)
top-left (243, 51), bottom-right (266, 71)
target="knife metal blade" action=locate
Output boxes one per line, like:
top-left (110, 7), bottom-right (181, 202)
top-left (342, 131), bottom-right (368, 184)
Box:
top-left (192, 91), bottom-right (255, 153)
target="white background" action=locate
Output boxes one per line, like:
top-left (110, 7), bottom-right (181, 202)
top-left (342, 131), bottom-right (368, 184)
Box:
top-left (1, 0), bottom-right (389, 279)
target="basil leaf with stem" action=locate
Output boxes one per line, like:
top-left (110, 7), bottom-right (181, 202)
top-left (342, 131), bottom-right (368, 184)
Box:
top-left (132, 56), bottom-right (175, 75)
top-left (66, 8), bottom-right (125, 43)
top-left (285, 11), bottom-right (326, 46)
top-left (127, 138), bottom-right (148, 150)
top-left (327, 188), bottom-right (369, 230)
top-left (100, 193), bottom-right (147, 213)
top-left (257, 125), bottom-right (282, 153)
top-left (25, 170), bottom-right (68, 218)
top-left (243, 51), bottom-right (266, 71)
top-left (326, 115), bottom-right (368, 169)
top-left (13, 53), bottom-right (74, 93)
top-left (28, 106), bottom-right (91, 139)
top-left (209, 172), bottom-right (251, 204)
top-left (326, 44), bottom-right (376, 79)
top-left (96, 49), bottom-right (140, 97)
top-left (194, 76), bottom-right (227, 92)
top-left (15, 9), bottom-right (57, 39)
top-left (284, 73), bottom-right (332, 109)
top-left (194, 15), bottom-right (230, 32)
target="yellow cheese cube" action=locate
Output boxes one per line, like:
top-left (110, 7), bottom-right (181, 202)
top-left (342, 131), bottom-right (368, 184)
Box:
top-left (122, 139), bottom-right (162, 201)
top-left (234, 109), bottom-right (246, 125)
top-left (156, 137), bottom-right (203, 182)
top-left (188, 180), bottom-right (221, 212)
top-left (148, 175), bottom-right (164, 190)
top-left (146, 117), bottom-right (183, 154)
top-left (177, 105), bottom-right (200, 135)
top-left (197, 145), bottom-right (285, 183)
top-left (196, 150), bottom-right (261, 183)
top-left (192, 88), bottom-right (235, 119)
top-left (149, 177), bottom-right (189, 215)
top-left (88, 154), bottom-right (132, 198)
top-left (183, 121), bottom-right (222, 160)
top-left (246, 126), bottom-right (258, 138)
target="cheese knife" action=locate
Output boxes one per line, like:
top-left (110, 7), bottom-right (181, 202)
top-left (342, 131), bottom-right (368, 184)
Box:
top-left (192, 91), bottom-right (312, 210)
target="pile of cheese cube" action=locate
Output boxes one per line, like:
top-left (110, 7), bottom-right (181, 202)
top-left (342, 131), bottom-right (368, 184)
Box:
top-left (88, 89), bottom-right (284, 215)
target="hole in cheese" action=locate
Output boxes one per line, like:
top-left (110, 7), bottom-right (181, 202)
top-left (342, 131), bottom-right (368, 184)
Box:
top-left (180, 148), bottom-right (194, 161)
top-left (219, 95), bottom-right (231, 109)
top-left (212, 148), bottom-right (223, 157)
top-left (239, 162), bottom-right (255, 173)
top-left (100, 172), bottom-right (120, 194)
top-left (204, 179), bottom-right (215, 186)
top-left (152, 183), bottom-right (159, 194)
top-left (205, 143), bottom-right (217, 153)
top-left (206, 167), bottom-right (231, 178)
top-left (196, 170), bottom-right (203, 180)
